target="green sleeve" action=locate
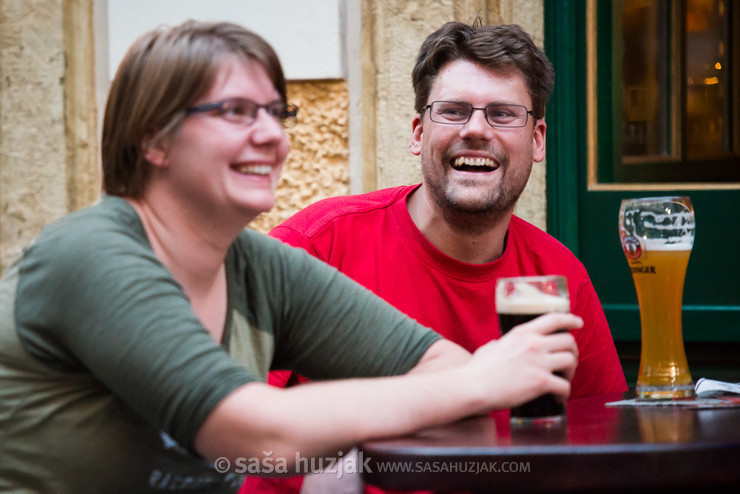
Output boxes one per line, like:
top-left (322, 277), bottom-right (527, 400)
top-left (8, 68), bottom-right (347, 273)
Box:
top-left (242, 232), bottom-right (442, 380)
top-left (15, 203), bottom-right (254, 450)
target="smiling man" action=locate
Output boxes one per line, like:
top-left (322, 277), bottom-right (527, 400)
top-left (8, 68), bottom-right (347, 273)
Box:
top-left (244, 21), bottom-right (627, 494)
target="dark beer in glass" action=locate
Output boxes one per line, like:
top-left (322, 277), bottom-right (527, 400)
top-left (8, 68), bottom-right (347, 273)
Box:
top-left (496, 275), bottom-right (570, 425)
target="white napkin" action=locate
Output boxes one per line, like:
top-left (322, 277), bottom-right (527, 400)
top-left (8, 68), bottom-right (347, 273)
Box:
top-left (694, 378), bottom-right (740, 397)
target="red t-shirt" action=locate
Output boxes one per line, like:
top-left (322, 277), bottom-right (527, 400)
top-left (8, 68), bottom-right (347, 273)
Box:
top-left (241, 184), bottom-right (627, 494)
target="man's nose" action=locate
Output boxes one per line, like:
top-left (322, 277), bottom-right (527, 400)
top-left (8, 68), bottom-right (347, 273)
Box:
top-left (459, 108), bottom-right (495, 139)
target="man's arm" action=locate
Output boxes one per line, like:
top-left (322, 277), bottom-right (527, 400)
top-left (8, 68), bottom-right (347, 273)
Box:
top-left (195, 312), bottom-right (581, 468)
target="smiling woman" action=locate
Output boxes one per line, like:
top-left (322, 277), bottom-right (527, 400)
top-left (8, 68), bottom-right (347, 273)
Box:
top-left (138, 55), bottom-right (291, 230)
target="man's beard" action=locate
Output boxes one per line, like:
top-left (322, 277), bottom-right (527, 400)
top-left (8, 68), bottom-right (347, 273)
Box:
top-left (421, 154), bottom-right (526, 235)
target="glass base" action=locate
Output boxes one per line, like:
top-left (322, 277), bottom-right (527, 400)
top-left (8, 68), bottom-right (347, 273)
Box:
top-left (510, 414), bottom-right (565, 427)
top-left (636, 383), bottom-right (695, 400)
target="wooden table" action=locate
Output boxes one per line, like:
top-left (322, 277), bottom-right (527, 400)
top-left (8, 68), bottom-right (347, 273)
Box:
top-left (360, 392), bottom-right (740, 493)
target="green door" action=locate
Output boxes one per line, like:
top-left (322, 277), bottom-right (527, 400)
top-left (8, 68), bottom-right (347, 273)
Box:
top-left (544, 0), bottom-right (740, 348)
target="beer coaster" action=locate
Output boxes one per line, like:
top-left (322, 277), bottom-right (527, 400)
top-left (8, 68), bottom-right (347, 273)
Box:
top-left (606, 397), bottom-right (740, 409)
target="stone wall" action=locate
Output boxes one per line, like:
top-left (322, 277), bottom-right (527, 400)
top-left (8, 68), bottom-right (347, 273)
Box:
top-left (251, 80), bottom-right (350, 233)
top-left (1, 0), bottom-right (70, 269)
top-left (0, 0), bottom-right (98, 271)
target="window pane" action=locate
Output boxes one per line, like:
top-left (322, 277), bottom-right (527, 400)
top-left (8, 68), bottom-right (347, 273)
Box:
top-left (685, 0), bottom-right (732, 159)
top-left (590, 0), bottom-right (740, 184)
top-left (621, 0), bottom-right (671, 159)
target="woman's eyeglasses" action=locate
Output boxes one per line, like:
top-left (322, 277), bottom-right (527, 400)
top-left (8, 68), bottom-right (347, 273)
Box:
top-left (186, 98), bottom-right (298, 128)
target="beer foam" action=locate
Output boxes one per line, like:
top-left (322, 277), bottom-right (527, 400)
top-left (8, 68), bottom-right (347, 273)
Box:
top-left (496, 282), bottom-right (570, 315)
top-left (643, 238), bottom-right (694, 250)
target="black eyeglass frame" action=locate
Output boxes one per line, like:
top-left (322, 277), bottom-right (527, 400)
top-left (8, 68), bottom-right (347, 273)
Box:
top-left (423, 101), bottom-right (535, 128)
top-left (186, 97), bottom-right (299, 127)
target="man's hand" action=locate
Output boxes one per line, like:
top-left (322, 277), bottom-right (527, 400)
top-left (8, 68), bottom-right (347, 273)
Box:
top-left (465, 312), bottom-right (581, 411)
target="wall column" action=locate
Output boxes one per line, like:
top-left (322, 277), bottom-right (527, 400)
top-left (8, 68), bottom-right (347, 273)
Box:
top-left (0, 0), bottom-right (98, 271)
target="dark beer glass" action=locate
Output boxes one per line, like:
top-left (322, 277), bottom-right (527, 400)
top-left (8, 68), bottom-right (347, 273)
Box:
top-left (495, 275), bottom-right (570, 426)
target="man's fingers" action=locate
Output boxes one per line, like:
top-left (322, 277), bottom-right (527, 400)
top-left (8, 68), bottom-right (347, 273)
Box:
top-left (547, 350), bottom-right (578, 381)
top-left (509, 312), bottom-right (583, 335)
top-left (544, 332), bottom-right (579, 361)
top-left (547, 374), bottom-right (572, 402)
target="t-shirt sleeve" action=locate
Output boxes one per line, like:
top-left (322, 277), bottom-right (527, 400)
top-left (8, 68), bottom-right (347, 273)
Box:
top-left (570, 276), bottom-right (629, 398)
top-left (270, 224), bottom-right (320, 254)
top-left (266, 225), bottom-right (323, 389)
top-left (15, 217), bottom-right (255, 451)
top-left (254, 234), bottom-right (441, 380)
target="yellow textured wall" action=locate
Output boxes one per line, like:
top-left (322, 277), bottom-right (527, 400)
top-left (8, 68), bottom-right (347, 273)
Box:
top-left (0, 0), bottom-right (71, 270)
top-left (250, 79), bottom-right (350, 233)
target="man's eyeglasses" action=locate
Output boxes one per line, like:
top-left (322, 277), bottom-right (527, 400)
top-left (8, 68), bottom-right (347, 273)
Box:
top-left (424, 101), bottom-right (534, 128)
top-left (186, 97), bottom-right (299, 128)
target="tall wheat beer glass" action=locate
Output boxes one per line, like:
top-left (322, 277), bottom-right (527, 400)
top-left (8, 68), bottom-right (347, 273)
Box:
top-left (619, 196), bottom-right (695, 399)
top-left (496, 275), bottom-right (570, 424)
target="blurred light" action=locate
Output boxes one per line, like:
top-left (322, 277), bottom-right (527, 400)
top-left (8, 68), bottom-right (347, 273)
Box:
top-left (715, 62), bottom-right (722, 70)
top-left (704, 77), bottom-right (719, 85)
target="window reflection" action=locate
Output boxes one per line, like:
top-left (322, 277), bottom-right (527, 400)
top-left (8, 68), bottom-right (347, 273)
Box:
top-left (619, 0), bottom-right (738, 167)
top-left (622, 0), bottom-right (670, 159)
top-left (685, 0), bottom-right (731, 159)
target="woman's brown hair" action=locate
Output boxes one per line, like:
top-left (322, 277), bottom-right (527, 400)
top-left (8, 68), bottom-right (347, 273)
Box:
top-left (101, 20), bottom-right (286, 198)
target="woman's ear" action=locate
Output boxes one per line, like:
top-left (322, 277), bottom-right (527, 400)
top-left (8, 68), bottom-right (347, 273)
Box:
top-left (142, 136), bottom-right (168, 168)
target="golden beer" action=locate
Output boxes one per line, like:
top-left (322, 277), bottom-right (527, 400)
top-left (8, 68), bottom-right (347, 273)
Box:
top-left (619, 197), bottom-right (695, 399)
top-left (626, 247), bottom-right (693, 395)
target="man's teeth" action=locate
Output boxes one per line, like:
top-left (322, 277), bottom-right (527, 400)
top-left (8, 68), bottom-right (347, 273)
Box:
top-left (235, 165), bottom-right (271, 175)
top-left (453, 157), bottom-right (496, 169)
